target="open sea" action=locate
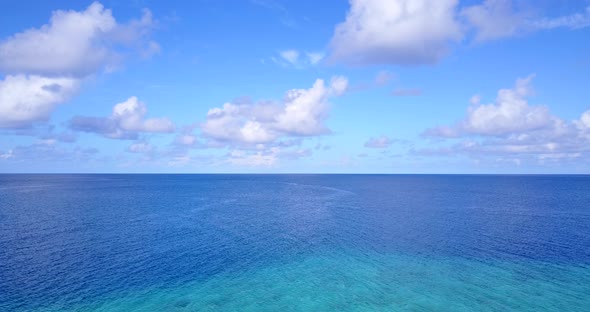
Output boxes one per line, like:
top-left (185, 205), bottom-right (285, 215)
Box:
top-left (1, 174), bottom-right (589, 311)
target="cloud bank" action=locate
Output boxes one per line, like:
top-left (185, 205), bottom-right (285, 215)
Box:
top-left (0, 2), bottom-right (157, 129)
top-left (0, 2), bottom-right (157, 77)
top-left (420, 75), bottom-right (590, 165)
top-left (328, 0), bottom-right (590, 66)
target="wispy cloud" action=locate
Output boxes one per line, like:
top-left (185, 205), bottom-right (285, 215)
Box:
top-left (272, 49), bottom-right (325, 68)
top-left (392, 88), bottom-right (422, 97)
top-left (364, 136), bottom-right (393, 148)
top-left (531, 6), bottom-right (590, 30)
top-left (463, 1), bottom-right (590, 42)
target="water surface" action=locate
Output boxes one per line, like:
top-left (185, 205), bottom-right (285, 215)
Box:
top-left (1, 174), bottom-right (589, 311)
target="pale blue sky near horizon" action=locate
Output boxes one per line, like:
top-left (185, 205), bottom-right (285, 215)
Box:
top-left (0, 0), bottom-right (589, 173)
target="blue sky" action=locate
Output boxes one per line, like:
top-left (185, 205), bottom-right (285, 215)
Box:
top-left (1, 0), bottom-right (589, 173)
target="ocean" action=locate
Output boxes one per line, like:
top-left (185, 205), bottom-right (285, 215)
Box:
top-left (1, 174), bottom-right (589, 311)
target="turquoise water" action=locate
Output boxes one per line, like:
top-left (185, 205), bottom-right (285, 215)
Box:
top-left (1, 175), bottom-right (590, 311)
top-left (55, 252), bottom-right (590, 312)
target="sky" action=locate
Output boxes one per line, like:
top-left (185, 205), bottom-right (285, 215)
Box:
top-left (0, 0), bottom-right (590, 173)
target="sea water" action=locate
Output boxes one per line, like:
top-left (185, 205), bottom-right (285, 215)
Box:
top-left (1, 174), bottom-right (589, 311)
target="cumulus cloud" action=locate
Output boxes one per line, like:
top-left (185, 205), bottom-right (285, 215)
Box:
top-left (201, 102), bottom-right (280, 144)
top-left (0, 2), bottom-right (157, 77)
top-left (329, 0), bottom-right (462, 65)
top-left (364, 136), bottom-right (393, 148)
top-left (0, 75), bottom-right (80, 128)
top-left (575, 109), bottom-right (590, 130)
top-left (419, 75), bottom-right (590, 166)
top-left (201, 76), bottom-right (348, 146)
top-left (328, 1), bottom-right (590, 65)
top-left (0, 2), bottom-right (158, 130)
top-left (69, 96), bottom-right (174, 139)
top-left (274, 77), bottom-right (343, 135)
top-left (425, 75), bottom-right (560, 137)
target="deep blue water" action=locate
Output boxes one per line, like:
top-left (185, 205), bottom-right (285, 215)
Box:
top-left (1, 174), bottom-right (589, 311)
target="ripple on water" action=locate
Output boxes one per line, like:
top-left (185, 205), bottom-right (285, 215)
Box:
top-left (47, 251), bottom-right (590, 312)
top-left (1, 174), bottom-right (590, 311)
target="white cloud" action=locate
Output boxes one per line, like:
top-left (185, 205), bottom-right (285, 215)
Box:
top-left (0, 2), bottom-right (156, 77)
top-left (364, 135), bottom-right (393, 148)
top-left (274, 49), bottom-right (324, 68)
top-left (306, 52), bottom-right (325, 65)
top-left (0, 75), bottom-right (79, 128)
top-left (461, 75), bottom-right (559, 136)
top-left (461, 0), bottom-right (525, 41)
top-left (0, 149), bottom-right (14, 159)
top-left (575, 109), bottom-right (590, 130)
top-left (531, 6), bottom-right (590, 30)
top-left (272, 77), bottom-right (344, 135)
top-left (329, 0), bottom-right (462, 65)
top-left (418, 75), bottom-right (590, 167)
top-left (425, 75), bottom-right (560, 137)
top-left (328, 76), bottom-right (349, 96)
top-left (462, 1), bottom-right (590, 42)
top-left (328, 1), bottom-right (590, 65)
top-left (111, 97), bottom-right (173, 132)
top-left (0, 2), bottom-right (158, 130)
top-left (274, 89), bottom-right (326, 135)
top-left (280, 50), bottom-right (300, 64)
top-left (201, 76), bottom-right (348, 146)
top-left (201, 102), bottom-right (281, 144)
top-left (70, 96), bottom-right (174, 139)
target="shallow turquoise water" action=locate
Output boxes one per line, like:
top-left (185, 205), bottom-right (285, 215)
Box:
top-left (47, 251), bottom-right (590, 311)
top-left (2, 174), bottom-right (590, 311)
